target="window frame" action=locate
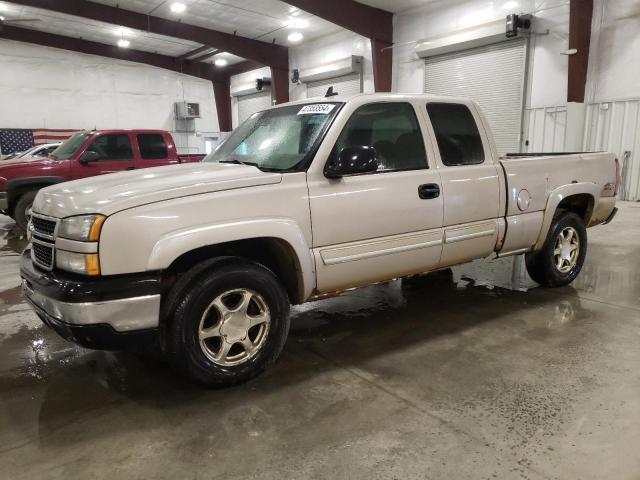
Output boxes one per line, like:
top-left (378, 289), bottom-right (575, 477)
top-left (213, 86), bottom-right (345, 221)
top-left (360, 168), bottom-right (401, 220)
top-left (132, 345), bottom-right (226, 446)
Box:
top-left (87, 133), bottom-right (134, 162)
top-left (326, 101), bottom-right (429, 176)
top-left (425, 102), bottom-right (487, 167)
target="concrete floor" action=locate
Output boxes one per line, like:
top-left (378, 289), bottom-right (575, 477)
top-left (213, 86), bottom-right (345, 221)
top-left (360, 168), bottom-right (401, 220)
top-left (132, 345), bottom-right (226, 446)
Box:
top-left (1, 203), bottom-right (639, 480)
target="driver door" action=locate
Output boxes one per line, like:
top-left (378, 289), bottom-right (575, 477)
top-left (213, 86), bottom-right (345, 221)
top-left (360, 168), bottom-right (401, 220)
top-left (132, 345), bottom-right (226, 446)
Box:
top-left (307, 101), bottom-right (444, 293)
top-left (72, 133), bottom-right (136, 179)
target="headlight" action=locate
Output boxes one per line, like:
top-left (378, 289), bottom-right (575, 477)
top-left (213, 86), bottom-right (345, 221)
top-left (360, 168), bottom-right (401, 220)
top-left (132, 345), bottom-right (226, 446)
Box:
top-left (56, 251), bottom-right (101, 276)
top-left (58, 214), bottom-right (106, 241)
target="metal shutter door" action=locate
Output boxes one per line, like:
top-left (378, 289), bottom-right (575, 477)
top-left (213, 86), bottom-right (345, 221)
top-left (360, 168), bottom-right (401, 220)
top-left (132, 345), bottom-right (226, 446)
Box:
top-left (424, 39), bottom-right (526, 155)
top-left (307, 73), bottom-right (362, 98)
top-left (237, 91), bottom-right (272, 124)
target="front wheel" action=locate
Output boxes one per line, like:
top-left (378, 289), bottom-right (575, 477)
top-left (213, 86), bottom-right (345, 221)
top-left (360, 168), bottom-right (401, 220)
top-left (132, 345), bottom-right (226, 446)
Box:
top-left (525, 212), bottom-right (587, 287)
top-left (14, 190), bottom-right (37, 231)
top-left (167, 259), bottom-right (290, 387)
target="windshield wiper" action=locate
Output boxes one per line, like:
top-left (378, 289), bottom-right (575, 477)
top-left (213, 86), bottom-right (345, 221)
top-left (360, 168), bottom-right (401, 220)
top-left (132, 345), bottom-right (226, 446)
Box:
top-left (219, 158), bottom-right (259, 168)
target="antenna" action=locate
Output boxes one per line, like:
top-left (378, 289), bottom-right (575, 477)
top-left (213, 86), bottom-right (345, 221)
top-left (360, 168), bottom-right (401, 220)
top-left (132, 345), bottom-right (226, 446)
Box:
top-left (325, 86), bottom-right (339, 97)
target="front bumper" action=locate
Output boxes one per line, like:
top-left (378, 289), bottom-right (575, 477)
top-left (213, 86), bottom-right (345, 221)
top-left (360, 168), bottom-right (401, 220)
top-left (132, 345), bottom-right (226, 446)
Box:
top-left (20, 250), bottom-right (162, 350)
top-left (0, 192), bottom-right (7, 211)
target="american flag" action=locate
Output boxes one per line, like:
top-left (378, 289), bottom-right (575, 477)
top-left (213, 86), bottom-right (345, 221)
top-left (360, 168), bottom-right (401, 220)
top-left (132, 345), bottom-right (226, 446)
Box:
top-left (0, 128), bottom-right (80, 155)
top-left (0, 129), bottom-right (33, 156)
top-left (32, 128), bottom-right (80, 145)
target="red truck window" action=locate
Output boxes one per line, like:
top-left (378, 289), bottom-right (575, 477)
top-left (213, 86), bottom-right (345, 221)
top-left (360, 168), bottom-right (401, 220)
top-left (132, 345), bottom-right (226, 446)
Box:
top-left (426, 103), bottom-right (485, 166)
top-left (88, 134), bottom-right (133, 161)
top-left (137, 134), bottom-right (168, 160)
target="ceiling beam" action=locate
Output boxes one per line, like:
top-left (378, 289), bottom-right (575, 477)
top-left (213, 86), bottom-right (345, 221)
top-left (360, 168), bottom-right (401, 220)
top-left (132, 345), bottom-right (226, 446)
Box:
top-left (283, 0), bottom-right (392, 44)
top-left (190, 48), bottom-right (221, 63)
top-left (5, 0), bottom-right (289, 70)
top-left (177, 44), bottom-right (214, 60)
top-left (567, 0), bottom-right (593, 103)
top-left (0, 25), bottom-right (225, 81)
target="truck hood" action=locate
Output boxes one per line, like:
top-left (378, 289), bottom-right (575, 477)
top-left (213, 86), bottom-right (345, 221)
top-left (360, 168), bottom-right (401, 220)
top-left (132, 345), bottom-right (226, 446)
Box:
top-left (32, 162), bottom-right (283, 218)
top-left (0, 155), bottom-right (53, 169)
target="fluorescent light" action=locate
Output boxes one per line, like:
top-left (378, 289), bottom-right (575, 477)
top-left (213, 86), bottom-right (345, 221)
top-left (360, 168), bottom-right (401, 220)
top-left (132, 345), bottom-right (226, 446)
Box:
top-left (170, 2), bottom-right (186, 13)
top-left (502, 1), bottom-right (519, 10)
top-left (214, 58), bottom-right (228, 67)
top-left (117, 39), bottom-right (130, 48)
top-left (287, 32), bottom-right (304, 43)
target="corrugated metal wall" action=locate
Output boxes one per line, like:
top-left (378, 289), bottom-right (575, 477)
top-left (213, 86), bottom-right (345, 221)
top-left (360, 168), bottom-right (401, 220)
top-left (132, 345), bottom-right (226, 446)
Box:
top-left (522, 99), bottom-right (640, 200)
top-left (584, 99), bottom-right (640, 200)
top-left (522, 106), bottom-right (567, 153)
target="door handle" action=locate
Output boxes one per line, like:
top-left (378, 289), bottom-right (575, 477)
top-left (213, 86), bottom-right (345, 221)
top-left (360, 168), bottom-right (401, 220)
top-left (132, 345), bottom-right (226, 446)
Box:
top-left (126, 167), bottom-right (136, 171)
top-left (418, 183), bottom-right (440, 199)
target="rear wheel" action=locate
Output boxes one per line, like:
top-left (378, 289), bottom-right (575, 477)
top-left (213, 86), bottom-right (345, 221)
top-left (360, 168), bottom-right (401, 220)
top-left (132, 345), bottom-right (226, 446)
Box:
top-left (525, 212), bottom-right (587, 287)
top-left (166, 259), bottom-right (290, 387)
top-left (14, 190), bottom-right (37, 231)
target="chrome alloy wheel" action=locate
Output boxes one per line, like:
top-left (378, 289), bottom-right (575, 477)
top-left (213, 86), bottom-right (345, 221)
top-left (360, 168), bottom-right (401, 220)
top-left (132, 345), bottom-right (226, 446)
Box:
top-left (198, 289), bottom-right (271, 367)
top-left (553, 226), bottom-right (580, 274)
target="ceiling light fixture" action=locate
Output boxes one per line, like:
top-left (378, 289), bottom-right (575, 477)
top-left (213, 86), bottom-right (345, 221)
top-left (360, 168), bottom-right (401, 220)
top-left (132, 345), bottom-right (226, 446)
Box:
top-left (118, 38), bottom-right (130, 48)
top-left (287, 32), bottom-right (304, 43)
top-left (502, 1), bottom-right (519, 10)
top-left (214, 58), bottom-right (228, 67)
top-left (170, 2), bottom-right (186, 13)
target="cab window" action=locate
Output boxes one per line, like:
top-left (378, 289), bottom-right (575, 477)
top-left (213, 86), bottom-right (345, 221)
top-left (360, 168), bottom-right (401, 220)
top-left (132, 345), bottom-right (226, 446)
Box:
top-left (87, 134), bottom-right (133, 161)
top-left (332, 102), bottom-right (427, 172)
top-left (426, 103), bottom-right (485, 166)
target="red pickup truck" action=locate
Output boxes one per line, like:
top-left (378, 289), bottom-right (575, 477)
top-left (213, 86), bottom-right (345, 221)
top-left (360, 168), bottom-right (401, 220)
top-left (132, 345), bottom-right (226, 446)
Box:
top-left (0, 129), bottom-right (204, 229)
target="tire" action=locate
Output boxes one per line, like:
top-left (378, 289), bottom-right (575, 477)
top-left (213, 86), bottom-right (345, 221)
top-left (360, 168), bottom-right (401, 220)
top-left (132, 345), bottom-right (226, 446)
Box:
top-left (525, 212), bottom-right (587, 287)
top-left (166, 258), bottom-right (290, 387)
top-left (14, 190), bottom-right (37, 231)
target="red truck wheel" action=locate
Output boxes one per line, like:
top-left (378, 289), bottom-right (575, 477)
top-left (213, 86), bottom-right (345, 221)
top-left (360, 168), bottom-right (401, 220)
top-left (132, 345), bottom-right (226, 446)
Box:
top-left (14, 190), bottom-right (37, 231)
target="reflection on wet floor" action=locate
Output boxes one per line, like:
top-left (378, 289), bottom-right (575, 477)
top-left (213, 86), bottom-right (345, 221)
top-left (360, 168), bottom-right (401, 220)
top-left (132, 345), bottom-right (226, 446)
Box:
top-left (0, 204), bottom-right (639, 479)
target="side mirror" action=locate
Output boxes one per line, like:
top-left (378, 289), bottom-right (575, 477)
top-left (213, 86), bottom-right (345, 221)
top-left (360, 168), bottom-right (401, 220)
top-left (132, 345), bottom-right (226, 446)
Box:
top-left (79, 150), bottom-right (100, 164)
top-left (324, 146), bottom-right (378, 179)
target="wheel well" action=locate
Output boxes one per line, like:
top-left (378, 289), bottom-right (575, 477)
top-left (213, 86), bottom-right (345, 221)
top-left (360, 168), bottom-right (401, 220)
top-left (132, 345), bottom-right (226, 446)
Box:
top-left (556, 194), bottom-right (594, 223)
top-left (161, 237), bottom-right (304, 304)
top-left (7, 185), bottom-right (42, 216)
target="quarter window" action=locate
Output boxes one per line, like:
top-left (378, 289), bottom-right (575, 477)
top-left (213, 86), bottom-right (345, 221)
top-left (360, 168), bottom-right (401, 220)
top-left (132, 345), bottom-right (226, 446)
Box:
top-left (426, 103), bottom-right (485, 166)
top-left (138, 134), bottom-right (168, 159)
top-left (87, 134), bottom-right (133, 161)
top-left (332, 102), bottom-right (427, 172)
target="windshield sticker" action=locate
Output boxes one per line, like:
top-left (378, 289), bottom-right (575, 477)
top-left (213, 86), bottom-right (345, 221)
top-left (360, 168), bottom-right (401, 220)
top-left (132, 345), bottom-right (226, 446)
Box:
top-left (297, 104), bottom-right (336, 115)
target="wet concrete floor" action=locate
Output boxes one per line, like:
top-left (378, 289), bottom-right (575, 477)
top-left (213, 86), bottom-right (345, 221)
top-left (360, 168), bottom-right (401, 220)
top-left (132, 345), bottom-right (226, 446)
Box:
top-left (0, 203), bottom-right (639, 479)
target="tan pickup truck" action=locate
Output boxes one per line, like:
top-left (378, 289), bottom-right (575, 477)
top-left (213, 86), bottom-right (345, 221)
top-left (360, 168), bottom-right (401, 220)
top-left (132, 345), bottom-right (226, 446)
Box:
top-left (20, 93), bottom-right (619, 387)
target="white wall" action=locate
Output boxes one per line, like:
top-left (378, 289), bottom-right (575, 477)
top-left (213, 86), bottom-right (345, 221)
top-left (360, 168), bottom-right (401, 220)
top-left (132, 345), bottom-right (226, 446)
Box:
top-left (0, 40), bottom-right (219, 153)
top-left (288, 30), bottom-right (374, 101)
top-left (587, 0), bottom-right (640, 102)
top-left (393, 0), bottom-right (570, 108)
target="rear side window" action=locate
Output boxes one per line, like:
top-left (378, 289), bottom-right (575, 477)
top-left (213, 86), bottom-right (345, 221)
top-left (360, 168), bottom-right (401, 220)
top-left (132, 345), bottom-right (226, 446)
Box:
top-left (426, 103), bottom-right (485, 166)
top-left (88, 134), bottom-right (133, 161)
top-left (137, 134), bottom-right (168, 159)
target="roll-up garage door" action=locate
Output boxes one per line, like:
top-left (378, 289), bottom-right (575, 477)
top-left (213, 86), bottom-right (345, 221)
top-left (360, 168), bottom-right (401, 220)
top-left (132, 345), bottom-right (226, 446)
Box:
top-left (237, 91), bottom-right (272, 124)
top-left (307, 73), bottom-right (362, 98)
top-left (424, 39), bottom-right (526, 155)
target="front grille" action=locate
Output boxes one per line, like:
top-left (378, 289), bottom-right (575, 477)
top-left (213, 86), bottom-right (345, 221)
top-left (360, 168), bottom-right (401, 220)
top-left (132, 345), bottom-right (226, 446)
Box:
top-left (31, 214), bottom-right (58, 239)
top-left (32, 240), bottom-right (54, 270)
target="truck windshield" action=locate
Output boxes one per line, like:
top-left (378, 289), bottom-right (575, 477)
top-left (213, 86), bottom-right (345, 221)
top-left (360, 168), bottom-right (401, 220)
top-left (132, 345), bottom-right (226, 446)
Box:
top-left (204, 103), bottom-right (342, 171)
top-left (49, 133), bottom-right (91, 160)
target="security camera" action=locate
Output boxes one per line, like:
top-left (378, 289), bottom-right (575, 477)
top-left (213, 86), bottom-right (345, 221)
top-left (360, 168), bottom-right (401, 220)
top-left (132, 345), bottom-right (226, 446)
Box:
top-left (256, 77), bottom-right (272, 91)
top-left (291, 69), bottom-right (300, 84)
top-left (506, 14), bottom-right (531, 38)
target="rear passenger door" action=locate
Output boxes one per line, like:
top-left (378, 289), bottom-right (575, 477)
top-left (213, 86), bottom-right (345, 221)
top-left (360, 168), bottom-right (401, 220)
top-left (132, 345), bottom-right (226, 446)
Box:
top-left (135, 133), bottom-right (178, 169)
top-left (424, 102), bottom-right (502, 266)
top-left (73, 133), bottom-right (135, 179)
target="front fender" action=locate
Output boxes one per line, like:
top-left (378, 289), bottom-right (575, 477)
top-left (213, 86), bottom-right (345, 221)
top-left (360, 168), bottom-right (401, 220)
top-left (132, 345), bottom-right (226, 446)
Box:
top-left (147, 217), bottom-right (316, 300)
top-left (534, 183), bottom-right (600, 249)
